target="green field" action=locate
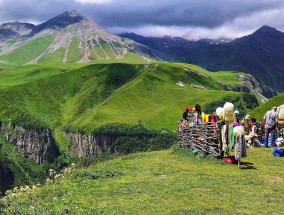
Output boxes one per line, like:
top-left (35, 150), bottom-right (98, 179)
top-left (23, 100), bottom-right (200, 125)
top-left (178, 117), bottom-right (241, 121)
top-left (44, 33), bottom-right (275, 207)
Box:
top-left (1, 147), bottom-right (283, 214)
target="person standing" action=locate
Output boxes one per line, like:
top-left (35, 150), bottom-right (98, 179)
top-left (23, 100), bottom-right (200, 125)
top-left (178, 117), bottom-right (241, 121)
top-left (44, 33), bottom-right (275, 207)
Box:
top-left (263, 107), bottom-right (278, 147)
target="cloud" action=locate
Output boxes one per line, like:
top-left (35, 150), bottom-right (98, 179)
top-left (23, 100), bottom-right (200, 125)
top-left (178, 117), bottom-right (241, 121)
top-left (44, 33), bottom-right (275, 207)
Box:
top-left (74, 0), bottom-right (112, 4)
top-left (1, 0), bottom-right (284, 39)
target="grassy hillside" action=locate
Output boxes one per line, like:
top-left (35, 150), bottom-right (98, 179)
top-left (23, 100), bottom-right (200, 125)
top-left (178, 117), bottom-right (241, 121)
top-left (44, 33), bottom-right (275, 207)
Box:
top-left (0, 35), bottom-right (53, 65)
top-left (249, 92), bottom-right (284, 120)
top-left (1, 147), bottom-right (283, 214)
top-left (0, 62), bottom-right (258, 132)
top-left (69, 63), bottom-right (250, 131)
top-left (0, 63), bottom-right (144, 129)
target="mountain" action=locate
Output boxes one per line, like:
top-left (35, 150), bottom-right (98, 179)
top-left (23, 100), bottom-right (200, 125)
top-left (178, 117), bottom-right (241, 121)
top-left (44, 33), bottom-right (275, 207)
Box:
top-left (0, 22), bottom-right (34, 41)
top-left (29, 9), bottom-right (85, 35)
top-left (182, 25), bottom-right (284, 92)
top-left (0, 10), bottom-right (163, 65)
top-left (122, 26), bottom-right (284, 93)
top-left (119, 33), bottom-right (230, 62)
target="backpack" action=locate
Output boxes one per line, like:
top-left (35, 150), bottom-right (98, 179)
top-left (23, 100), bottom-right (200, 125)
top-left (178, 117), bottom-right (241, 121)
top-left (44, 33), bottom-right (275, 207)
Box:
top-left (272, 148), bottom-right (284, 157)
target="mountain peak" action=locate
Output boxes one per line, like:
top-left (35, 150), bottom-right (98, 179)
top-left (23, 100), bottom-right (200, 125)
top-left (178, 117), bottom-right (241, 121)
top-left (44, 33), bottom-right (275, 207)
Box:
top-left (30, 9), bottom-right (86, 35)
top-left (255, 25), bottom-right (276, 33)
top-left (62, 9), bottom-right (82, 18)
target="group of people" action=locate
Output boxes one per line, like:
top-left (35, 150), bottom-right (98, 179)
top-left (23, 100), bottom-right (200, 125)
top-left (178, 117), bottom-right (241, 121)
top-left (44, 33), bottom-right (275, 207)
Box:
top-left (181, 104), bottom-right (281, 148)
top-left (182, 104), bottom-right (203, 125)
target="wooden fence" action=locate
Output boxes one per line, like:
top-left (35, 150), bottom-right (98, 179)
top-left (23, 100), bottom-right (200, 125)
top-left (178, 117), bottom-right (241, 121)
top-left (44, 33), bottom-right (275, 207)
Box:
top-left (177, 123), bottom-right (221, 157)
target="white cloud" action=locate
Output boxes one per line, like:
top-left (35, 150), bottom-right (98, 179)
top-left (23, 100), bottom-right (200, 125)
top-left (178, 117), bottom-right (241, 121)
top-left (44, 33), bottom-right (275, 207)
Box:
top-left (109, 5), bottom-right (284, 40)
top-left (109, 25), bottom-right (248, 40)
top-left (75, 0), bottom-right (112, 4)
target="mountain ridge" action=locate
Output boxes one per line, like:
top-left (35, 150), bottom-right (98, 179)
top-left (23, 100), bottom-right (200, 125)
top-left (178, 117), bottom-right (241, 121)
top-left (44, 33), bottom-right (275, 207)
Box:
top-left (121, 25), bottom-right (284, 93)
top-left (0, 11), bottom-right (282, 92)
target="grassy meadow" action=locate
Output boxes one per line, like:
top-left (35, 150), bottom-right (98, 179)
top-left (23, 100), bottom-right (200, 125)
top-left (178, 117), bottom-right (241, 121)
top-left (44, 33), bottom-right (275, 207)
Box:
top-left (0, 62), bottom-right (258, 132)
top-left (0, 61), bottom-right (283, 214)
top-left (1, 147), bottom-right (284, 214)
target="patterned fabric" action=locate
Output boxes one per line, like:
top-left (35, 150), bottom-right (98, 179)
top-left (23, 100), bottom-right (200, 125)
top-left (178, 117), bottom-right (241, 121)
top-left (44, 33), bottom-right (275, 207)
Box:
top-left (221, 126), bottom-right (227, 155)
top-left (235, 135), bottom-right (247, 160)
top-left (229, 124), bottom-right (235, 152)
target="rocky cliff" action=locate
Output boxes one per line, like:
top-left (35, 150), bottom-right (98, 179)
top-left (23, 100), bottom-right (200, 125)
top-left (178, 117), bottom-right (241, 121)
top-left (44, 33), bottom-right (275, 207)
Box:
top-left (63, 132), bottom-right (117, 158)
top-left (0, 123), bottom-right (59, 164)
top-left (0, 123), bottom-right (119, 164)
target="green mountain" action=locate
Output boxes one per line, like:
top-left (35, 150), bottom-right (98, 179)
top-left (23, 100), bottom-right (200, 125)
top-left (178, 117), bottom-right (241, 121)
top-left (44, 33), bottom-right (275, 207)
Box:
top-left (0, 62), bottom-right (260, 132)
top-left (0, 10), bottom-right (163, 66)
top-left (0, 59), bottom-right (271, 195)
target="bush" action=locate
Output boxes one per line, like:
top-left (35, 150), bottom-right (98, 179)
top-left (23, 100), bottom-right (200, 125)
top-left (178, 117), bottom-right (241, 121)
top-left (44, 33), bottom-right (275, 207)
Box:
top-left (96, 123), bottom-right (177, 154)
top-left (203, 94), bottom-right (259, 118)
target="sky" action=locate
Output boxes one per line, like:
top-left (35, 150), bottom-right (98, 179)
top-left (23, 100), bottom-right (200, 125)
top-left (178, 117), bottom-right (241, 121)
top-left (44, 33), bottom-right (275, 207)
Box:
top-left (1, 0), bottom-right (284, 40)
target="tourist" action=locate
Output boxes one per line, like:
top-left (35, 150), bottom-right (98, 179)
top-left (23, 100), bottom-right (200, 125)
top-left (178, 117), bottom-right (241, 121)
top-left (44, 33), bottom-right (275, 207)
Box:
top-left (182, 108), bottom-right (190, 121)
top-left (194, 104), bottom-right (202, 124)
top-left (263, 107), bottom-right (278, 147)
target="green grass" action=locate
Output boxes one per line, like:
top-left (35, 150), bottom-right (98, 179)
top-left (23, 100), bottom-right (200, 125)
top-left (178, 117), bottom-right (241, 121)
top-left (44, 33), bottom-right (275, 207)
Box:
top-left (0, 62), bottom-right (259, 131)
top-left (68, 63), bottom-right (253, 131)
top-left (0, 35), bottom-right (53, 65)
top-left (2, 147), bottom-right (284, 214)
top-left (175, 63), bottom-right (244, 85)
top-left (249, 92), bottom-right (284, 121)
top-left (66, 38), bottom-right (84, 63)
top-left (38, 48), bottom-right (65, 64)
top-left (0, 64), bottom-right (73, 88)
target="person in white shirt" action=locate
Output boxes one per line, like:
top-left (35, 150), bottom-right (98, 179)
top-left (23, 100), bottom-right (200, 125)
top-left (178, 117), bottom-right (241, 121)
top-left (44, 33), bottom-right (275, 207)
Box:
top-left (263, 107), bottom-right (278, 147)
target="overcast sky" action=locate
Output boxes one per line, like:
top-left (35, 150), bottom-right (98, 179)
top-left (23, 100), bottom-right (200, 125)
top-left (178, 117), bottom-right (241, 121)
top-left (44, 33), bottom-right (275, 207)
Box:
top-left (1, 0), bottom-right (284, 40)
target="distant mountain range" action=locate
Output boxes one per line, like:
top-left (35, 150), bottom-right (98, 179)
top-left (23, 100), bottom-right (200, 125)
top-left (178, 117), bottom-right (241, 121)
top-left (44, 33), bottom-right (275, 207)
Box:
top-left (0, 10), bottom-right (282, 93)
top-left (0, 10), bottom-right (163, 65)
top-left (120, 26), bottom-right (284, 93)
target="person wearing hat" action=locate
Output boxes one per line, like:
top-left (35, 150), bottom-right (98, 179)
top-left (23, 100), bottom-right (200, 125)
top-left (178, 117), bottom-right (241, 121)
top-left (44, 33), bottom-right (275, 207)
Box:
top-left (263, 107), bottom-right (278, 147)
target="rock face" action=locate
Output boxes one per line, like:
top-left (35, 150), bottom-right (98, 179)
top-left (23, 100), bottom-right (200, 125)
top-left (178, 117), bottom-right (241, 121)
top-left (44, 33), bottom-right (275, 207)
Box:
top-left (63, 132), bottom-right (116, 158)
top-left (0, 123), bottom-right (59, 164)
top-left (0, 22), bottom-right (35, 41)
top-left (234, 74), bottom-right (275, 102)
top-left (0, 122), bottom-right (119, 164)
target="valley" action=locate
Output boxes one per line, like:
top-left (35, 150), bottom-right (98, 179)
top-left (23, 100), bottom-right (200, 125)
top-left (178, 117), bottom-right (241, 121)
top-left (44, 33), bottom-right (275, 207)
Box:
top-left (0, 8), bottom-right (284, 214)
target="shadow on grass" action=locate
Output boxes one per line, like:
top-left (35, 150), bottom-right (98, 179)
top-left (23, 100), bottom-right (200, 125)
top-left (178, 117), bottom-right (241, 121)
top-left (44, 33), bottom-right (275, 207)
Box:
top-left (240, 162), bottom-right (256, 170)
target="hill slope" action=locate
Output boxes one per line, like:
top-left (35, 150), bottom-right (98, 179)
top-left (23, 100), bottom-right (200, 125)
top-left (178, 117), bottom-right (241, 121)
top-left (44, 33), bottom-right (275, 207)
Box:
top-left (0, 62), bottom-right (261, 132)
top-left (0, 62), bottom-right (263, 195)
top-left (1, 148), bottom-right (284, 214)
top-left (122, 26), bottom-right (283, 94)
top-left (249, 92), bottom-right (284, 121)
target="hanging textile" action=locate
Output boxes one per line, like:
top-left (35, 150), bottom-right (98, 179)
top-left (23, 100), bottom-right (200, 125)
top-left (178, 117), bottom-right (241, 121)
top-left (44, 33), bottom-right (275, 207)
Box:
top-left (235, 135), bottom-right (247, 160)
top-left (222, 125), bottom-right (230, 157)
top-left (228, 124), bottom-right (235, 153)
